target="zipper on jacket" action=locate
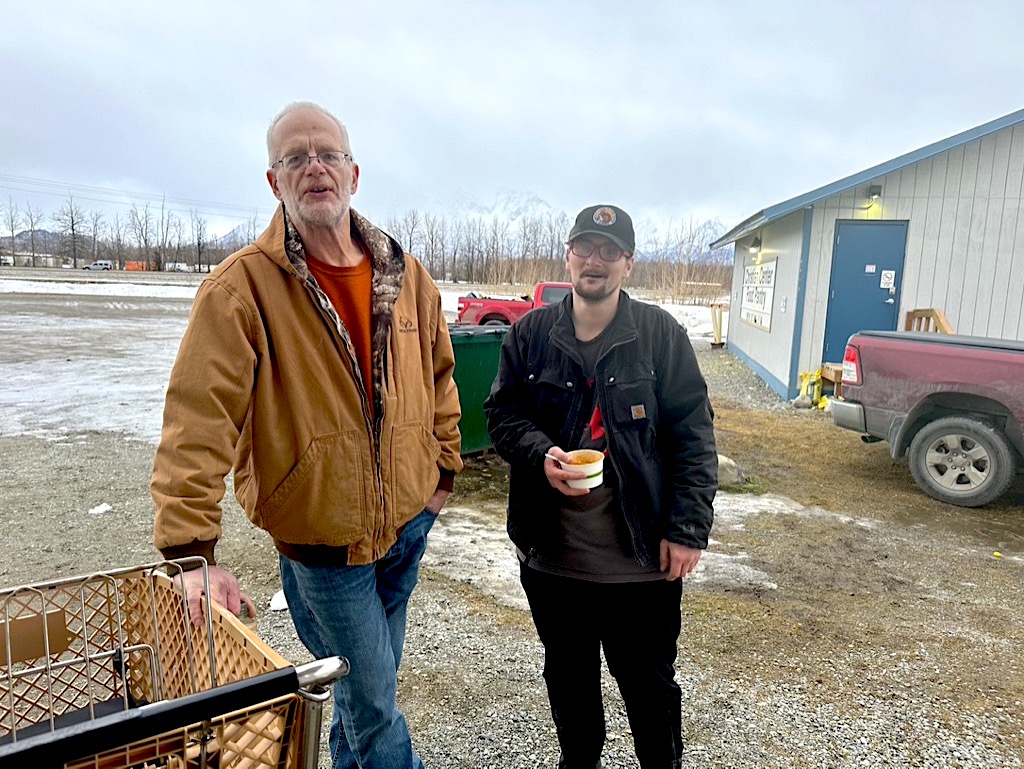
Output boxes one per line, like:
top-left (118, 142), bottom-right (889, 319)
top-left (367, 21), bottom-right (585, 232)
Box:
top-left (307, 279), bottom-right (377, 434)
top-left (306, 277), bottom-right (383, 549)
top-left (373, 344), bottom-right (388, 546)
top-left (596, 333), bottom-right (649, 566)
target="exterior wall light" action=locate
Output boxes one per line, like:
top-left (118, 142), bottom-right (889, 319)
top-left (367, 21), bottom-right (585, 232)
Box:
top-left (868, 185), bottom-right (882, 200)
top-left (748, 236), bottom-right (762, 254)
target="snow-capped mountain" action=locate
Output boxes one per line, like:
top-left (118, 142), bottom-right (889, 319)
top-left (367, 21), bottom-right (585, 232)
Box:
top-left (447, 189), bottom-right (566, 223)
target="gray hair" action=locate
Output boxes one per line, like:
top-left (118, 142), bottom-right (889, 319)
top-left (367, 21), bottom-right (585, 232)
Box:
top-left (266, 101), bottom-right (351, 167)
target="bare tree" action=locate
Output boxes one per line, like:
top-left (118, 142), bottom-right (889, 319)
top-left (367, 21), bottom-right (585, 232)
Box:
top-left (434, 215), bottom-right (450, 283)
top-left (3, 197), bottom-right (20, 262)
top-left (245, 212), bottom-right (261, 244)
top-left (172, 215), bottom-right (187, 267)
top-left (669, 217), bottom-right (727, 304)
top-left (89, 210), bottom-right (106, 264)
top-left (544, 212), bottom-right (569, 262)
top-left (485, 218), bottom-right (510, 284)
top-left (382, 214), bottom-right (402, 241)
top-left (423, 213), bottom-right (442, 276)
top-left (517, 216), bottom-right (540, 261)
top-left (23, 203), bottom-right (43, 267)
top-left (52, 194), bottom-right (86, 268)
top-left (448, 218), bottom-right (464, 283)
top-left (127, 201), bottom-right (154, 269)
top-left (398, 209), bottom-right (422, 257)
top-left (463, 218), bottom-right (488, 283)
top-left (154, 198), bottom-right (178, 272)
top-left (190, 209), bottom-right (208, 273)
top-left (109, 213), bottom-right (128, 269)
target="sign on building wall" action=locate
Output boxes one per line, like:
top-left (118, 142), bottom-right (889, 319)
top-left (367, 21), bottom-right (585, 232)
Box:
top-left (741, 258), bottom-right (776, 331)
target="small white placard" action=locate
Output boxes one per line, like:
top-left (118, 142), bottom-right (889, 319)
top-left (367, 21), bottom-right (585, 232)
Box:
top-left (865, 264), bottom-right (877, 274)
top-left (880, 270), bottom-right (895, 289)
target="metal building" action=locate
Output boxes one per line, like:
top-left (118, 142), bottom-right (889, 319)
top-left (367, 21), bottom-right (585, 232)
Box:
top-left (711, 108), bottom-right (1024, 400)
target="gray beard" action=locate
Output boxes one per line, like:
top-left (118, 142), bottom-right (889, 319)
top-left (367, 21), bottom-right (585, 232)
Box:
top-left (283, 189), bottom-right (351, 231)
top-left (293, 201), bottom-right (348, 229)
top-left (298, 209), bottom-right (345, 229)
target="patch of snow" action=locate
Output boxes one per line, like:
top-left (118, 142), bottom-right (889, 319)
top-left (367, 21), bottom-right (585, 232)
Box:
top-left (88, 502), bottom-right (113, 516)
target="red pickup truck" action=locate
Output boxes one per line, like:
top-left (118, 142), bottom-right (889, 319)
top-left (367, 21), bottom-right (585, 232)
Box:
top-left (831, 330), bottom-right (1024, 507)
top-left (456, 281), bottom-right (572, 325)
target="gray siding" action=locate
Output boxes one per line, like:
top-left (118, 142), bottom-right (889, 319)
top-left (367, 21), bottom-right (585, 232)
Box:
top-left (796, 122), bottom-right (1024, 374)
top-left (727, 212), bottom-right (805, 390)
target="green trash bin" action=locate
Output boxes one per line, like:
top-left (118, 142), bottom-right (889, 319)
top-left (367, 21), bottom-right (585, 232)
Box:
top-left (449, 324), bottom-right (510, 455)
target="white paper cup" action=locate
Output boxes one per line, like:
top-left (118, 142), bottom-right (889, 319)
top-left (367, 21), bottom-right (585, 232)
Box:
top-left (564, 449), bottom-right (604, 489)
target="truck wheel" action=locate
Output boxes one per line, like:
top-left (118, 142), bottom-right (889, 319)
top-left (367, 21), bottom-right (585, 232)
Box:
top-left (482, 318), bottom-right (509, 326)
top-left (908, 416), bottom-right (1016, 507)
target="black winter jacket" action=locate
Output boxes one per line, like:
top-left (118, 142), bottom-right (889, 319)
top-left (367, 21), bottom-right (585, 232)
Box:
top-left (484, 291), bottom-right (717, 568)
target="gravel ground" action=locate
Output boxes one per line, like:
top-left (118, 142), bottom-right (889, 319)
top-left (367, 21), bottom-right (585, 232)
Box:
top-left (1, 284), bottom-right (1022, 768)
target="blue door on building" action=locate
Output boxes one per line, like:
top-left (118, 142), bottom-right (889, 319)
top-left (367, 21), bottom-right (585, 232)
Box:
top-left (822, 220), bottom-right (908, 360)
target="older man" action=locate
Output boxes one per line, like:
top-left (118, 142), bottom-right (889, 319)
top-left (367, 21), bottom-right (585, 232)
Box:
top-left (485, 205), bottom-right (717, 769)
top-left (152, 101), bottom-right (462, 769)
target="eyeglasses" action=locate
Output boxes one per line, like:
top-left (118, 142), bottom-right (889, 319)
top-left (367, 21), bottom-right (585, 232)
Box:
top-left (568, 239), bottom-right (629, 262)
top-left (272, 151), bottom-right (353, 172)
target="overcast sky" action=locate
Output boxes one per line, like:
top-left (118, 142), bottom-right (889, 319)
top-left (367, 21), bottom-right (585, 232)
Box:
top-left (2, 0), bottom-right (1022, 239)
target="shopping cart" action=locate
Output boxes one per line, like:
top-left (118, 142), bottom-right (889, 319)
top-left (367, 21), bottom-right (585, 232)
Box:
top-left (0, 559), bottom-right (348, 768)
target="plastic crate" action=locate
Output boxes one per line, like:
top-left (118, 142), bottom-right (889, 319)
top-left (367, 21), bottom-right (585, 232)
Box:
top-left (0, 561), bottom-right (326, 769)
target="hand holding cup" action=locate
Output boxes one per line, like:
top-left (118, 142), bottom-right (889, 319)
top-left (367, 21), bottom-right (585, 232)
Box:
top-left (544, 448), bottom-right (604, 495)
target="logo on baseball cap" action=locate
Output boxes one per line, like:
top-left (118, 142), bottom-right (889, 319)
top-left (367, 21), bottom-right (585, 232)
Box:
top-left (567, 204), bottom-right (634, 252)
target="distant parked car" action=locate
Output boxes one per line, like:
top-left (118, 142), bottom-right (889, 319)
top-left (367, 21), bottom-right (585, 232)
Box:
top-left (0, 255), bottom-right (14, 267)
top-left (83, 260), bottom-right (114, 271)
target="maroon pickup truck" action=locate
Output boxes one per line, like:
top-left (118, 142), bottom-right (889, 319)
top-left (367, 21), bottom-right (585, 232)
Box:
top-left (832, 331), bottom-right (1024, 507)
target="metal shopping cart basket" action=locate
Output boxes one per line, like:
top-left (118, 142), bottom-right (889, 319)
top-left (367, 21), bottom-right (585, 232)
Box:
top-left (0, 559), bottom-right (348, 769)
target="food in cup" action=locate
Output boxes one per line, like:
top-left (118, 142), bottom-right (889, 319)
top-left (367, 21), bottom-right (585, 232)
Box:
top-left (563, 449), bottom-right (603, 465)
top-left (563, 449), bottom-right (605, 489)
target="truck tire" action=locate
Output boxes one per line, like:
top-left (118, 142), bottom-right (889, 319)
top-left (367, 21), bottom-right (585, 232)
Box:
top-left (482, 317), bottom-right (509, 326)
top-left (908, 416), bottom-right (1016, 507)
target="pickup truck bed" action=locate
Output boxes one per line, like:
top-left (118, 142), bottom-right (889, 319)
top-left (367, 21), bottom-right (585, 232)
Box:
top-left (832, 330), bottom-right (1024, 507)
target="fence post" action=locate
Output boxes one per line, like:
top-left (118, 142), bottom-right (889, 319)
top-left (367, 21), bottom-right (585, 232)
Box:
top-left (710, 303), bottom-right (725, 349)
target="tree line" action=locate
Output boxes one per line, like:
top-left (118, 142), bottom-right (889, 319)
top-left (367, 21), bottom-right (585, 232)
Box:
top-left (2, 195), bottom-right (732, 304)
top-left (0, 193), bottom-right (256, 273)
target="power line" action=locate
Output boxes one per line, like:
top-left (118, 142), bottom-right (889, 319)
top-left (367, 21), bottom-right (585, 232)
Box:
top-left (0, 173), bottom-right (274, 222)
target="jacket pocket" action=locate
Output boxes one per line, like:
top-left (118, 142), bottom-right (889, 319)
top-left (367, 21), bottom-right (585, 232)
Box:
top-left (389, 422), bottom-right (441, 520)
top-left (606, 364), bottom-right (659, 455)
top-left (529, 367), bottom-right (577, 433)
top-left (255, 431), bottom-right (368, 544)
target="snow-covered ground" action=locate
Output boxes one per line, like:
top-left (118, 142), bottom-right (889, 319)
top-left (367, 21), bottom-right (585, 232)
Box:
top-left (0, 279), bottom-right (199, 299)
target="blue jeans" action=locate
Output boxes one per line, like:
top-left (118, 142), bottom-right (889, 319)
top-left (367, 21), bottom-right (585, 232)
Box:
top-left (279, 508), bottom-right (437, 769)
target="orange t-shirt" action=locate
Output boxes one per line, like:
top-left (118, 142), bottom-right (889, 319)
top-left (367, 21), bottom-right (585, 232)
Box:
top-left (305, 252), bottom-right (374, 418)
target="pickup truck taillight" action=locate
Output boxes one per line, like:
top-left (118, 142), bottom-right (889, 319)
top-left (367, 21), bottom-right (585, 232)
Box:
top-left (842, 344), bottom-right (862, 386)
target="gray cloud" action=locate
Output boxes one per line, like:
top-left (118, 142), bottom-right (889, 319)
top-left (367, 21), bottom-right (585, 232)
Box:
top-left (2, 0), bottom-right (1022, 237)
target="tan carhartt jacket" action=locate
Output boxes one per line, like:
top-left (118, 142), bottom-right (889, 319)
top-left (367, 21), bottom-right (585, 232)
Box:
top-left (152, 206), bottom-right (462, 565)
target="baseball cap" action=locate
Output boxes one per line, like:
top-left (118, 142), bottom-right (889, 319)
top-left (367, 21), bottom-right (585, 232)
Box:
top-left (567, 205), bottom-right (635, 252)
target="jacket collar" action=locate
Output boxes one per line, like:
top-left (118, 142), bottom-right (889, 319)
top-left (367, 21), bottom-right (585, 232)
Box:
top-left (551, 289), bottom-right (639, 353)
top-left (254, 203), bottom-right (406, 290)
